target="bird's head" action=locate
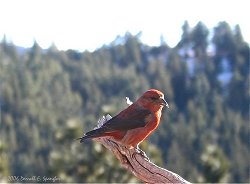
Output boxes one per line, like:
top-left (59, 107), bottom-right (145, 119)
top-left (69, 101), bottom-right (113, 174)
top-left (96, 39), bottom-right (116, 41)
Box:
top-left (137, 89), bottom-right (169, 112)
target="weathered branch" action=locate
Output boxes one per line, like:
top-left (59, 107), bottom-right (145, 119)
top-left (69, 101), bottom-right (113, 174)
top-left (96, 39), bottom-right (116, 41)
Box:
top-left (95, 137), bottom-right (191, 183)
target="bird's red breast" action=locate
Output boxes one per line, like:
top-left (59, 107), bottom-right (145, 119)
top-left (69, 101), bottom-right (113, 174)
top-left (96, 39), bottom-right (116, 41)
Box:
top-left (117, 109), bottom-right (162, 148)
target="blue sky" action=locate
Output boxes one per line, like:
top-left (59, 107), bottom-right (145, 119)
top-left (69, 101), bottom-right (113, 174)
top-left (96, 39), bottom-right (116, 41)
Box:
top-left (0, 0), bottom-right (249, 51)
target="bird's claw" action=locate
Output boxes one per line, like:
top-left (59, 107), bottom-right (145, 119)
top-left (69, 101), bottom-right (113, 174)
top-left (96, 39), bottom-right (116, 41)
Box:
top-left (135, 147), bottom-right (150, 161)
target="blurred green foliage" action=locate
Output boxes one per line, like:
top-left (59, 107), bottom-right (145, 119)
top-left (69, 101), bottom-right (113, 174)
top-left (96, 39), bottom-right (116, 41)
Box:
top-left (200, 144), bottom-right (230, 182)
top-left (0, 21), bottom-right (249, 183)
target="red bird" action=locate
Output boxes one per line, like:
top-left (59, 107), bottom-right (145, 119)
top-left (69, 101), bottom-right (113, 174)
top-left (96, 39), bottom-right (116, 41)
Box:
top-left (77, 89), bottom-right (168, 149)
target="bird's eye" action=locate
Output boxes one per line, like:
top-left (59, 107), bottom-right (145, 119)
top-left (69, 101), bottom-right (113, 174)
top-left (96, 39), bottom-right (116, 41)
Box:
top-left (150, 97), bottom-right (158, 100)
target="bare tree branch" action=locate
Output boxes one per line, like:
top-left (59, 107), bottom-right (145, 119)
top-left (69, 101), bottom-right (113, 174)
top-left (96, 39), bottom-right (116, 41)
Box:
top-left (95, 137), bottom-right (191, 183)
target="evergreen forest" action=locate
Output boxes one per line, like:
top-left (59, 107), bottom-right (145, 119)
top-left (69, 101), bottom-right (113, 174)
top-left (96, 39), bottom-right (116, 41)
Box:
top-left (0, 21), bottom-right (249, 183)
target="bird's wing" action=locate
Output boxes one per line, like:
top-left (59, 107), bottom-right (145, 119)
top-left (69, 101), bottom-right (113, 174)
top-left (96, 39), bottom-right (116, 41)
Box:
top-left (78, 108), bottom-right (151, 141)
top-left (103, 108), bottom-right (151, 131)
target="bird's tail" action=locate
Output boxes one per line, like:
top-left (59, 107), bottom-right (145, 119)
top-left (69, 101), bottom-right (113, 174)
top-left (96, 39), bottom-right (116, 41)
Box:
top-left (74, 135), bottom-right (90, 143)
top-left (75, 128), bottom-right (107, 143)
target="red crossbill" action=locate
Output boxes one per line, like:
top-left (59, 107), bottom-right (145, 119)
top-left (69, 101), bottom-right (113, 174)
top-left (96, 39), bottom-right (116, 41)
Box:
top-left (77, 89), bottom-right (168, 149)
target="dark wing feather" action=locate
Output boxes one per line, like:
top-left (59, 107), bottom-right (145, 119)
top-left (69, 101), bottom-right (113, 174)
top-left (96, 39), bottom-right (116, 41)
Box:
top-left (103, 108), bottom-right (151, 131)
top-left (77, 108), bottom-right (151, 142)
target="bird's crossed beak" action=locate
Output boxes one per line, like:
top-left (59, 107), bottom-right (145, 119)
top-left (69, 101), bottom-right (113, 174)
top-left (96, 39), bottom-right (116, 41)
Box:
top-left (160, 97), bottom-right (169, 108)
